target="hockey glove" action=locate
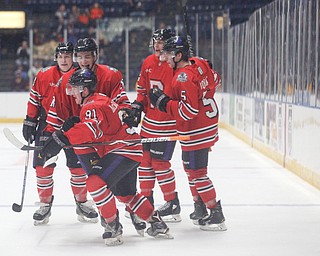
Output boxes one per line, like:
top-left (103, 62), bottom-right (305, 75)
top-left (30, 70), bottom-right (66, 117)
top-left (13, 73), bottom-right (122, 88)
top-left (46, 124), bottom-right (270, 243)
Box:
top-left (121, 108), bottom-right (135, 127)
top-left (62, 116), bottom-right (80, 132)
top-left (41, 131), bottom-right (70, 158)
top-left (22, 115), bottom-right (38, 143)
top-left (122, 100), bottom-right (144, 127)
top-left (149, 88), bottom-right (170, 112)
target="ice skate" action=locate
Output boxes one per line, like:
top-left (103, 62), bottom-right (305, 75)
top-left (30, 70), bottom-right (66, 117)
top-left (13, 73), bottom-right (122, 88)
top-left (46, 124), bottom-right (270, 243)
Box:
top-left (198, 200), bottom-right (227, 231)
top-left (33, 196), bottom-right (54, 226)
top-left (146, 211), bottom-right (173, 239)
top-left (130, 212), bottom-right (146, 236)
top-left (189, 197), bottom-right (208, 225)
top-left (157, 192), bottom-right (181, 222)
top-left (101, 215), bottom-right (123, 246)
top-left (75, 198), bottom-right (99, 223)
top-left (124, 205), bottom-right (130, 219)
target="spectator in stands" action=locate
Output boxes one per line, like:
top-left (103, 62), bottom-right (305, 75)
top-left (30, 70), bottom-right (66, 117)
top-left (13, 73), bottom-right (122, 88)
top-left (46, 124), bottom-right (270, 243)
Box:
top-left (128, 0), bottom-right (146, 17)
top-left (12, 65), bottom-right (29, 91)
top-left (28, 59), bottom-right (43, 81)
top-left (79, 8), bottom-right (90, 27)
top-left (69, 5), bottom-right (80, 29)
top-left (89, 2), bottom-right (104, 27)
top-left (16, 40), bottom-right (30, 71)
top-left (55, 4), bottom-right (68, 36)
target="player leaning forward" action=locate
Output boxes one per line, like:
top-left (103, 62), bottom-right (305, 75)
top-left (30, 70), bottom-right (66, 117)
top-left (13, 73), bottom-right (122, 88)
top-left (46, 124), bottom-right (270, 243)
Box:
top-left (149, 36), bottom-right (227, 231)
top-left (40, 68), bottom-right (173, 245)
top-left (44, 38), bottom-right (149, 233)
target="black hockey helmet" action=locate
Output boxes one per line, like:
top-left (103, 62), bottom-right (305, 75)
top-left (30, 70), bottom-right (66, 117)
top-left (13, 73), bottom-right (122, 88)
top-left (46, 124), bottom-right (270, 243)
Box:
top-left (74, 38), bottom-right (98, 56)
top-left (162, 36), bottom-right (189, 57)
top-left (150, 28), bottom-right (175, 47)
top-left (67, 68), bottom-right (97, 95)
top-left (54, 42), bottom-right (74, 61)
top-left (152, 28), bottom-right (175, 42)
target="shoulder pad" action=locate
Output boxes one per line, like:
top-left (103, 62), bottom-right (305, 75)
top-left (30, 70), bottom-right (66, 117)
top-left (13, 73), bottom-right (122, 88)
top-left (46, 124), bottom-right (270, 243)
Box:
top-left (40, 66), bottom-right (52, 73)
top-left (106, 65), bottom-right (118, 72)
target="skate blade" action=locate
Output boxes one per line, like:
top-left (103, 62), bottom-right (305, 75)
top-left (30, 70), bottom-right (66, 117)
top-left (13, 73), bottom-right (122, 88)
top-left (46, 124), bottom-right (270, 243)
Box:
top-left (146, 228), bottom-right (174, 239)
top-left (124, 210), bottom-right (130, 219)
top-left (161, 214), bottom-right (182, 223)
top-left (136, 229), bottom-right (145, 237)
top-left (153, 232), bottom-right (174, 239)
top-left (199, 222), bottom-right (227, 231)
top-left (33, 217), bottom-right (50, 226)
top-left (77, 215), bottom-right (99, 224)
top-left (192, 219), bottom-right (200, 225)
top-left (104, 236), bottom-right (124, 246)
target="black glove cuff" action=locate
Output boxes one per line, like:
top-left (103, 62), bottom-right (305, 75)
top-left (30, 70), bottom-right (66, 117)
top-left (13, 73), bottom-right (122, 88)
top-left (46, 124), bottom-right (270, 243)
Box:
top-left (156, 94), bottom-right (167, 108)
top-left (131, 100), bottom-right (144, 111)
top-left (24, 115), bottom-right (38, 127)
top-left (52, 131), bottom-right (70, 147)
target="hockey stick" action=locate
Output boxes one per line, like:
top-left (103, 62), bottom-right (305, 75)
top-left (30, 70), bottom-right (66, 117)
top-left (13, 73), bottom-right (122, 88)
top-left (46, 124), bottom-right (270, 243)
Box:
top-left (12, 139), bottom-right (30, 212)
top-left (183, 4), bottom-right (194, 57)
top-left (3, 128), bottom-right (190, 152)
top-left (43, 140), bottom-right (136, 168)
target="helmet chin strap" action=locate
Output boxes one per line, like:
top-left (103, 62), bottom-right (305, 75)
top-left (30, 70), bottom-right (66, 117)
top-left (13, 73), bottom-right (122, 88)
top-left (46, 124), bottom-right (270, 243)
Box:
top-left (80, 91), bottom-right (90, 105)
top-left (172, 54), bottom-right (181, 70)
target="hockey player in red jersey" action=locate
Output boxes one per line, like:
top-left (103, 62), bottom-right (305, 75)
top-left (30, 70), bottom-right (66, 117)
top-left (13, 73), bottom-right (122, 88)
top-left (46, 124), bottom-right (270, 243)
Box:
top-left (22, 42), bottom-right (98, 225)
top-left (44, 37), bottom-right (144, 232)
top-left (129, 28), bottom-right (181, 222)
top-left (40, 68), bottom-right (173, 245)
top-left (46, 37), bottom-right (130, 133)
top-left (149, 36), bottom-right (227, 231)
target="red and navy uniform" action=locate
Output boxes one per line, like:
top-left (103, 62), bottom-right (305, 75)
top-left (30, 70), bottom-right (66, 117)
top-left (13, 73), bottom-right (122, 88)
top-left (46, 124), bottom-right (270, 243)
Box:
top-left (135, 53), bottom-right (178, 202)
top-left (46, 64), bottom-right (130, 132)
top-left (26, 65), bottom-right (87, 203)
top-left (166, 57), bottom-right (221, 208)
top-left (64, 93), bottom-right (153, 222)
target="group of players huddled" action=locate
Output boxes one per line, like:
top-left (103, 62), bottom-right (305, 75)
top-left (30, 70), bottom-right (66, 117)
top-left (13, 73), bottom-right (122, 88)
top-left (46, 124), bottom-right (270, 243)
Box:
top-left (22, 28), bottom-right (227, 246)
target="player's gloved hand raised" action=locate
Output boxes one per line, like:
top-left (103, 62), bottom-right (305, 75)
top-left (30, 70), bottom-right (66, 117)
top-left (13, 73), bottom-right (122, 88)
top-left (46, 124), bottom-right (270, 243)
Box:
top-left (121, 108), bottom-right (136, 127)
top-left (121, 100), bottom-right (144, 127)
top-left (62, 116), bottom-right (80, 132)
top-left (22, 115), bottom-right (38, 143)
top-left (149, 88), bottom-right (170, 112)
top-left (41, 131), bottom-right (70, 158)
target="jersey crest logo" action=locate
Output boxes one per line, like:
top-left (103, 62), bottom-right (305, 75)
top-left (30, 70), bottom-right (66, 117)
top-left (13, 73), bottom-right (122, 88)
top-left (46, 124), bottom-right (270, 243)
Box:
top-left (145, 68), bottom-right (152, 73)
top-left (177, 72), bottom-right (188, 82)
top-left (56, 77), bottom-right (62, 87)
top-left (50, 96), bottom-right (55, 108)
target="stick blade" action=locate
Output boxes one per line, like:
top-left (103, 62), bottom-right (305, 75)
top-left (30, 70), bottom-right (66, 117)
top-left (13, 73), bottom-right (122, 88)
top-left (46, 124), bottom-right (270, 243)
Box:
top-left (3, 128), bottom-right (40, 151)
top-left (12, 203), bottom-right (22, 212)
top-left (3, 128), bottom-right (25, 150)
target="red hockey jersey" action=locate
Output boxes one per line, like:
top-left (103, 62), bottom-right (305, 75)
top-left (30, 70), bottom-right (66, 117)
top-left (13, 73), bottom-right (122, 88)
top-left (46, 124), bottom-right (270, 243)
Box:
top-left (166, 57), bottom-right (220, 151)
top-left (136, 54), bottom-right (177, 137)
top-left (46, 64), bottom-right (130, 132)
top-left (26, 66), bottom-right (63, 118)
top-left (64, 93), bottom-right (142, 162)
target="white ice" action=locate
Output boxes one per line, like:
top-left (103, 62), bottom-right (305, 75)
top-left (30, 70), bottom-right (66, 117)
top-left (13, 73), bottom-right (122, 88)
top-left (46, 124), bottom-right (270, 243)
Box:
top-left (1, 123), bottom-right (320, 256)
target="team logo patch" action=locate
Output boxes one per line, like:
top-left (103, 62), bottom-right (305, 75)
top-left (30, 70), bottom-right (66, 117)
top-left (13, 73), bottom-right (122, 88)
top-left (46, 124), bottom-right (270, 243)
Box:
top-left (55, 77), bottom-right (63, 87)
top-left (177, 72), bottom-right (188, 82)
